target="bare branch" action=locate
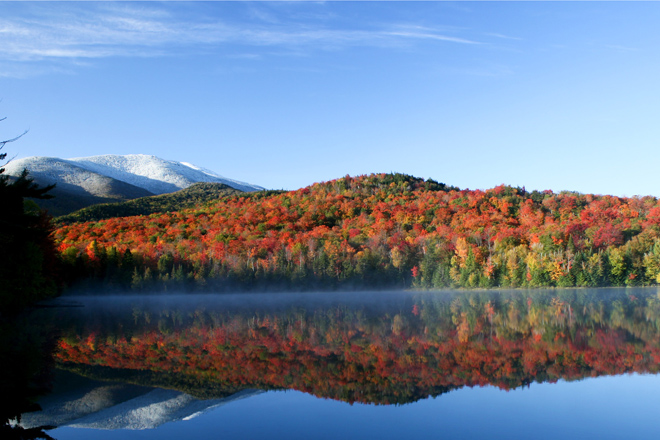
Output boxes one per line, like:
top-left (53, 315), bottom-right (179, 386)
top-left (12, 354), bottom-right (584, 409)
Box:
top-left (0, 129), bottom-right (28, 149)
top-left (1, 114), bottom-right (28, 172)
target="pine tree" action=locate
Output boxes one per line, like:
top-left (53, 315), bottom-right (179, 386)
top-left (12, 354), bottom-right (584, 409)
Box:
top-left (0, 122), bottom-right (58, 313)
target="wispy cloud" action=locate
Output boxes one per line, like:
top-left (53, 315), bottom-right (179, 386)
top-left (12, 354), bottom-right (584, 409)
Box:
top-left (0, 3), bottom-right (484, 71)
top-left (484, 32), bottom-right (522, 41)
top-left (385, 27), bottom-right (481, 45)
top-left (603, 44), bottom-right (640, 53)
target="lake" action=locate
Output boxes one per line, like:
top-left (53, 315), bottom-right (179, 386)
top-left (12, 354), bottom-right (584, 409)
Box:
top-left (7, 288), bottom-right (660, 439)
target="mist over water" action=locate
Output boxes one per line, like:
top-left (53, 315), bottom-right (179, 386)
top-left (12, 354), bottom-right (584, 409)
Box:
top-left (62, 290), bottom-right (421, 314)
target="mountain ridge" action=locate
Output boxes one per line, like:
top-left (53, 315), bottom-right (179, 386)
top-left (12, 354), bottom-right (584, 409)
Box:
top-left (3, 154), bottom-right (263, 215)
top-left (65, 154), bottom-right (263, 194)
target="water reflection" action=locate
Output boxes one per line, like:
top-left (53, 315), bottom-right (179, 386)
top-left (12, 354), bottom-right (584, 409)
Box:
top-left (0, 309), bottom-right (59, 439)
top-left (43, 288), bottom-right (660, 408)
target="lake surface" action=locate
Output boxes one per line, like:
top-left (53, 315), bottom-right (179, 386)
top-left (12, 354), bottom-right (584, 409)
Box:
top-left (7, 288), bottom-right (660, 439)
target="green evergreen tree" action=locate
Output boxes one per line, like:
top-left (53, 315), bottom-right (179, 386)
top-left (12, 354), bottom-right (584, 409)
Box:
top-left (0, 126), bottom-right (58, 313)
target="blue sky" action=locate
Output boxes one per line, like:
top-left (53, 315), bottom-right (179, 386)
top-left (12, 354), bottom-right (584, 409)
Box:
top-left (1, 2), bottom-right (659, 197)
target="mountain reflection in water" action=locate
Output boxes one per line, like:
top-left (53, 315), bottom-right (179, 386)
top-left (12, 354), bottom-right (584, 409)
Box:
top-left (7, 288), bottom-right (660, 438)
top-left (46, 288), bottom-right (660, 406)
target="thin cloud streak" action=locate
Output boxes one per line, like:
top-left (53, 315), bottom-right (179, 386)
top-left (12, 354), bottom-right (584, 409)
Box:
top-left (0, 4), bottom-right (483, 64)
top-left (385, 30), bottom-right (481, 45)
top-left (484, 32), bottom-right (522, 41)
top-left (603, 44), bottom-right (641, 53)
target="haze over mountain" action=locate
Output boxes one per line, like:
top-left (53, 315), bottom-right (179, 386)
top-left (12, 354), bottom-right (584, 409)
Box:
top-left (3, 154), bottom-right (264, 215)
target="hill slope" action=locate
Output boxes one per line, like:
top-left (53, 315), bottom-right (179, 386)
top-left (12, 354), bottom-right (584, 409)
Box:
top-left (56, 182), bottom-right (245, 224)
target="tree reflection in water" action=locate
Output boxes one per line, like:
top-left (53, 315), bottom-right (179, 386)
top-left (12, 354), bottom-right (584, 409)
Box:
top-left (51, 288), bottom-right (660, 405)
top-left (0, 309), bottom-right (58, 440)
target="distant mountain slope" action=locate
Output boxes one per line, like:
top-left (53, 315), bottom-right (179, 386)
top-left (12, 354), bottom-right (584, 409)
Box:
top-left (3, 154), bottom-right (263, 215)
top-left (68, 154), bottom-right (264, 194)
top-left (57, 182), bottom-right (245, 224)
top-left (3, 156), bottom-right (154, 199)
top-left (3, 157), bottom-right (155, 215)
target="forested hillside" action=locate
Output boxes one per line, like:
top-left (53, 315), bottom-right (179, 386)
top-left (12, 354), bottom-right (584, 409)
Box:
top-left (57, 182), bottom-right (246, 224)
top-left (54, 173), bottom-right (660, 291)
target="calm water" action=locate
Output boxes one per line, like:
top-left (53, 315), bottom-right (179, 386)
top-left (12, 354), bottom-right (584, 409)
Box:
top-left (7, 288), bottom-right (660, 439)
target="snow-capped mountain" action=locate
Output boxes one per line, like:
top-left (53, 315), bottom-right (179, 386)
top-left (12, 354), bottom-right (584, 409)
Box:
top-left (3, 154), bottom-right (263, 215)
top-left (4, 154), bottom-right (264, 195)
top-left (3, 156), bottom-right (153, 199)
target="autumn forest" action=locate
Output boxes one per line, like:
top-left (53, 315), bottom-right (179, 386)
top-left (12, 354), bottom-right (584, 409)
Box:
top-left (52, 173), bottom-right (660, 293)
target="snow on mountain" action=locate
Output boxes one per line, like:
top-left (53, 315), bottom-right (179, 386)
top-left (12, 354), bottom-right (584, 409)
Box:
top-left (68, 154), bottom-right (263, 194)
top-left (3, 156), bottom-right (154, 199)
top-left (4, 154), bottom-right (263, 196)
top-left (2, 154), bottom-right (263, 215)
